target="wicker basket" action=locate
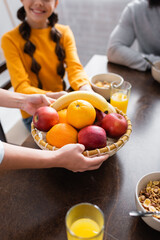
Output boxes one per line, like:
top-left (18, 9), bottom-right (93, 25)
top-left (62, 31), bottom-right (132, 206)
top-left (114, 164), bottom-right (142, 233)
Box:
top-left (31, 108), bottom-right (132, 157)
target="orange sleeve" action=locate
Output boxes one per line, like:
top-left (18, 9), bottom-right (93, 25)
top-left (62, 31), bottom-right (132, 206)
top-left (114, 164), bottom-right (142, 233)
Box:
top-left (1, 34), bottom-right (48, 95)
top-left (62, 26), bottom-right (90, 90)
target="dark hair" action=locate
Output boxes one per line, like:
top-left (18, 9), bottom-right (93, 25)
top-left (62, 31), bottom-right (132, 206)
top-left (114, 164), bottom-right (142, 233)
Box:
top-left (148, 0), bottom-right (160, 7)
top-left (17, 6), bottom-right (65, 89)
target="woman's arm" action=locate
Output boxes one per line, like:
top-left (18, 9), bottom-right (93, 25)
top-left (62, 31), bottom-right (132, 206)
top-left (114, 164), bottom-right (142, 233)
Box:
top-left (0, 142), bottom-right (109, 172)
top-left (0, 89), bottom-right (55, 115)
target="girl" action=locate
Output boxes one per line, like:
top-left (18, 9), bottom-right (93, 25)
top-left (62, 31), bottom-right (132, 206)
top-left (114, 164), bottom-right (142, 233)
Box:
top-left (1, 0), bottom-right (92, 131)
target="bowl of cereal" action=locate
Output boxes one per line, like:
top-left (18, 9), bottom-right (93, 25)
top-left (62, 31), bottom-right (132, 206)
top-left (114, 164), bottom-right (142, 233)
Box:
top-left (151, 61), bottom-right (160, 83)
top-left (135, 172), bottom-right (160, 231)
top-left (90, 73), bottom-right (124, 100)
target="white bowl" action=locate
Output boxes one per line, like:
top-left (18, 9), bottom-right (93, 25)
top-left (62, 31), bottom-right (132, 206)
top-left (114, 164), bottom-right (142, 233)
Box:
top-left (90, 73), bottom-right (124, 100)
top-left (135, 171), bottom-right (160, 231)
top-left (151, 61), bottom-right (160, 83)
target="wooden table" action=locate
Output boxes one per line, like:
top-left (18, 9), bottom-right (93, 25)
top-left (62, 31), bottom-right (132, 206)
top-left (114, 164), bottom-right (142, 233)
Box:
top-left (0, 55), bottom-right (160, 240)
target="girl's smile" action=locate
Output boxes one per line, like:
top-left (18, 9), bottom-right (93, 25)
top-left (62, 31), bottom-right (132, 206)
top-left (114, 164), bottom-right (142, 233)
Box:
top-left (30, 8), bottom-right (46, 15)
top-left (21, 0), bottom-right (58, 29)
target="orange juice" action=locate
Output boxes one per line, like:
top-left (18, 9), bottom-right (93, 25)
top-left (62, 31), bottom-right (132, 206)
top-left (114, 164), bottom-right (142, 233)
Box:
top-left (110, 92), bottom-right (128, 113)
top-left (66, 203), bottom-right (104, 240)
top-left (70, 218), bottom-right (100, 239)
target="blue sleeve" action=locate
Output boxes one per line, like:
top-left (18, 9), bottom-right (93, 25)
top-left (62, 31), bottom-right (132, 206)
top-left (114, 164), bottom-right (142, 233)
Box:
top-left (0, 140), bottom-right (4, 164)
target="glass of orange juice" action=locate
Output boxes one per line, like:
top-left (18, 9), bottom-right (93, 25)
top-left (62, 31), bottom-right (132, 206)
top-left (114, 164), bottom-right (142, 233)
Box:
top-left (110, 81), bottom-right (132, 114)
top-left (65, 202), bottom-right (104, 240)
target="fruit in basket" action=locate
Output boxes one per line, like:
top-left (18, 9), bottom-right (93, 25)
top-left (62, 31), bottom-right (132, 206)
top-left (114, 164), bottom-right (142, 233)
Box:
top-left (78, 125), bottom-right (107, 150)
top-left (51, 91), bottom-right (112, 113)
top-left (67, 100), bottom-right (96, 129)
top-left (101, 113), bottom-right (128, 138)
top-left (46, 123), bottom-right (78, 148)
top-left (94, 109), bottom-right (106, 126)
top-left (57, 109), bottom-right (68, 123)
top-left (33, 106), bottom-right (59, 131)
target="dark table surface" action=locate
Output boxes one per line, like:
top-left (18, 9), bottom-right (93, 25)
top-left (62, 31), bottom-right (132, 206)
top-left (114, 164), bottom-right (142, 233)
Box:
top-left (0, 56), bottom-right (160, 240)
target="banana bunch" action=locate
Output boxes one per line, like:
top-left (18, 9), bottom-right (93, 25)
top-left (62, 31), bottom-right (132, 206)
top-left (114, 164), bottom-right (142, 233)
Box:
top-left (51, 91), bottom-right (116, 113)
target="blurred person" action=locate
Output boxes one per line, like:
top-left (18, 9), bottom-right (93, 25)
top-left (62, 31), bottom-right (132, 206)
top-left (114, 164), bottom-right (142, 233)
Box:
top-left (107, 0), bottom-right (160, 71)
top-left (0, 89), bottom-right (108, 171)
top-left (1, 0), bottom-right (92, 131)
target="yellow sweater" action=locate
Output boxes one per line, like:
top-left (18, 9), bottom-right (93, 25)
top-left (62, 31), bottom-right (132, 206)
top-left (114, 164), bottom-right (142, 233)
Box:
top-left (1, 24), bottom-right (89, 119)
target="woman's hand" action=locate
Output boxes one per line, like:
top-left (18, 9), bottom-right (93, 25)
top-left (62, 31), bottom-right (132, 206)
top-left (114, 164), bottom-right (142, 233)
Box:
top-left (53, 144), bottom-right (109, 172)
top-left (22, 94), bottom-right (55, 115)
top-left (79, 84), bottom-right (93, 92)
top-left (1, 142), bottom-right (109, 171)
top-left (21, 91), bottom-right (67, 115)
top-left (46, 91), bottom-right (68, 99)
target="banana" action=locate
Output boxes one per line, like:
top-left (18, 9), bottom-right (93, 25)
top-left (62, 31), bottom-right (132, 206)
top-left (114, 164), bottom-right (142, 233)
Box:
top-left (107, 102), bottom-right (116, 113)
top-left (51, 91), bottom-right (116, 113)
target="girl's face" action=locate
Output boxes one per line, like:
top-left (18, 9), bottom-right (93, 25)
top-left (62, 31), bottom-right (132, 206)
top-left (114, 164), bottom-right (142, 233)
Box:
top-left (21, 0), bottom-right (58, 28)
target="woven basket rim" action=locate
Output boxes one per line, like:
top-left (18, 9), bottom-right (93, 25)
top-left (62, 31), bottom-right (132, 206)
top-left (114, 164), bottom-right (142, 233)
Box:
top-left (31, 108), bottom-right (132, 157)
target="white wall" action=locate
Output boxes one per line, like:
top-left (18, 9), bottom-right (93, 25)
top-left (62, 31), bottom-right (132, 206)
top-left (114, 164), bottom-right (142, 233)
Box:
top-left (0, 0), bottom-right (29, 145)
top-left (0, 0), bottom-right (22, 63)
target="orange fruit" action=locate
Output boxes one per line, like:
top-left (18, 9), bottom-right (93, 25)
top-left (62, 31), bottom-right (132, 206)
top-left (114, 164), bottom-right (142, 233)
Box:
top-left (67, 100), bottom-right (96, 129)
top-left (46, 123), bottom-right (78, 148)
top-left (57, 109), bottom-right (68, 123)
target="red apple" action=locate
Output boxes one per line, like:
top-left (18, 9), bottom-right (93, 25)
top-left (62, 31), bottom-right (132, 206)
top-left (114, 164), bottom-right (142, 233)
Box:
top-left (101, 113), bottom-right (128, 138)
top-left (94, 109), bottom-right (106, 126)
top-left (78, 125), bottom-right (107, 150)
top-left (33, 106), bottom-right (59, 131)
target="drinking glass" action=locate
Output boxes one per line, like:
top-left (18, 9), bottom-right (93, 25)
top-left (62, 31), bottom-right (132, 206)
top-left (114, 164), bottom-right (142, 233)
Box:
top-left (65, 202), bottom-right (104, 240)
top-left (110, 81), bottom-right (132, 114)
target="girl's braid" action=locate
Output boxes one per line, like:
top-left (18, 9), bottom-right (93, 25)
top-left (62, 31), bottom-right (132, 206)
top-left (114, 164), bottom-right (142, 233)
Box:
top-left (48, 12), bottom-right (66, 88)
top-left (17, 7), bottom-right (42, 88)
